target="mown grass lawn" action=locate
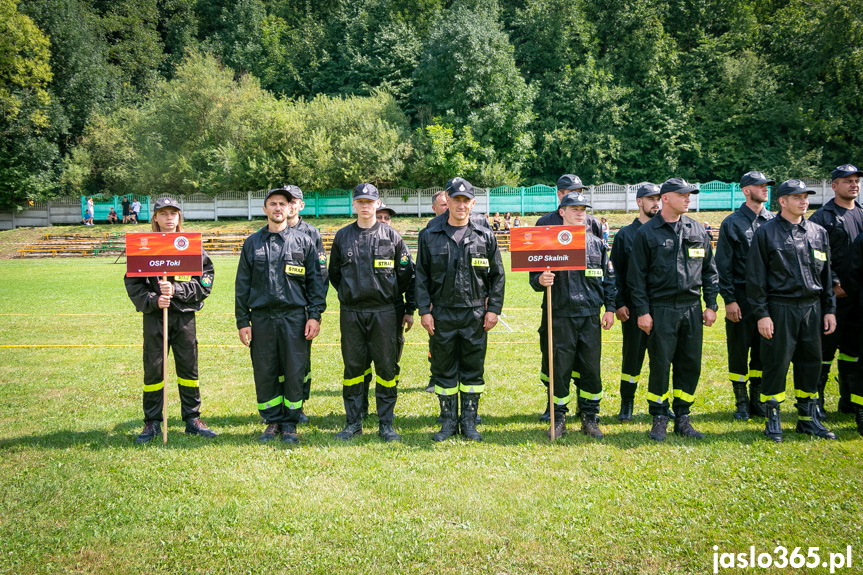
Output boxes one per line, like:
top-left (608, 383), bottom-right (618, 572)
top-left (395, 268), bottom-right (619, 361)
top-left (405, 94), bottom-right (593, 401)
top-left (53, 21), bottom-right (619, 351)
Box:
top-left (0, 254), bottom-right (860, 575)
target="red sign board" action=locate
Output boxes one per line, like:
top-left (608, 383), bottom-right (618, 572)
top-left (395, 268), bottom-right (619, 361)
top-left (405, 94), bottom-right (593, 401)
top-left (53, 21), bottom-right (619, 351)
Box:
top-left (126, 232), bottom-right (204, 277)
top-left (510, 226), bottom-right (586, 271)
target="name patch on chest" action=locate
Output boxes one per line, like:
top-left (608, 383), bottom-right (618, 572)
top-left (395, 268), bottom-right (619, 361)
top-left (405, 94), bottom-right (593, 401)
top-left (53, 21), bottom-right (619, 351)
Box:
top-left (285, 265), bottom-right (305, 276)
top-left (472, 258), bottom-right (489, 267)
top-left (813, 250), bottom-right (827, 261)
top-left (584, 269), bottom-right (603, 277)
top-left (374, 259), bottom-right (394, 269)
top-left (173, 275), bottom-right (191, 282)
top-left (688, 248), bottom-right (705, 258)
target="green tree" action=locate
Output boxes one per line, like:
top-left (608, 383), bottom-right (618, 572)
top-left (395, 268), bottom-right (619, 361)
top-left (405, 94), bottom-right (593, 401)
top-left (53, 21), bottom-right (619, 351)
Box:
top-left (0, 0), bottom-right (60, 208)
top-left (411, 0), bottom-right (535, 182)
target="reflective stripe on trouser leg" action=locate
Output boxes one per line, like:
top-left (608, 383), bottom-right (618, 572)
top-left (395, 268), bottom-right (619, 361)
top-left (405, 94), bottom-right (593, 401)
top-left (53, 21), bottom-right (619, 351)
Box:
top-left (431, 307), bottom-right (486, 397)
top-left (620, 314), bottom-right (648, 385)
top-left (250, 311), bottom-right (308, 424)
top-left (725, 288), bottom-right (762, 386)
top-left (169, 313), bottom-right (201, 421)
top-left (761, 301), bottom-right (821, 402)
top-left (142, 312), bottom-right (167, 422)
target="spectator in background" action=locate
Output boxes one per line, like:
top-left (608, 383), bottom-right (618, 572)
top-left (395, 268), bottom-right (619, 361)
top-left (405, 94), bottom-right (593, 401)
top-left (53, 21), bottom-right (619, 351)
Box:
top-left (704, 221), bottom-right (714, 240)
top-left (514, 215), bottom-right (521, 228)
top-left (493, 212), bottom-right (501, 231)
top-left (504, 213), bottom-right (512, 230)
top-left (122, 197), bottom-right (131, 223)
top-left (107, 207), bottom-right (119, 224)
top-left (131, 199), bottom-right (141, 224)
top-left (601, 217), bottom-right (610, 248)
top-left (85, 197), bottom-right (94, 226)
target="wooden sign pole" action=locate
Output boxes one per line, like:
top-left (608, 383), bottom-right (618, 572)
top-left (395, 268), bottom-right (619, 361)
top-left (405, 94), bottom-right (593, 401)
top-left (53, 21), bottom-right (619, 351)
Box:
top-left (162, 274), bottom-right (169, 445)
top-left (547, 280), bottom-right (555, 443)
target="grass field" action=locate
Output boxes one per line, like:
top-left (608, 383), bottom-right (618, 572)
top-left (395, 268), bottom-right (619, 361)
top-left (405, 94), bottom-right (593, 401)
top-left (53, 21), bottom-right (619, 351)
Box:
top-left (0, 252), bottom-right (861, 575)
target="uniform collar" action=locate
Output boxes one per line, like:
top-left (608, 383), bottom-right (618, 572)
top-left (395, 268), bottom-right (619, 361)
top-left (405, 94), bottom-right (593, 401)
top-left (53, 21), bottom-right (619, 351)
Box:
top-left (777, 213), bottom-right (807, 230)
top-left (823, 198), bottom-right (863, 213)
top-left (739, 203), bottom-right (772, 222)
top-left (260, 225), bottom-right (290, 240)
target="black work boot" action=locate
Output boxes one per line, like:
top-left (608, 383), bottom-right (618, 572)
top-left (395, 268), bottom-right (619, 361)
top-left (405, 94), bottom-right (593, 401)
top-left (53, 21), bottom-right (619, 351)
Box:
top-left (258, 422), bottom-right (281, 443)
top-left (673, 415), bottom-right (705, 438)
top-left (135, 421), bottom-right (162, 444)
top-left (580, 412), bottom-right (604, 438)
top-left (459, 393), bottom-right (482, 442)
top-left (297, 409), bottom-right (309, 424)
top-left (281, 422), bottom-right (299, 444)
top-left (732, 382), bottom-right (750, 420)
top-left (185, 417), bottom-right (217, 438)
top-left (433, 395), bottom-right (459, 442)
top-left (838, 373), bottom-right (855, 414)
top-left (796, 398), bottom-right (836, 439)
top-left (618, 381), bottom-right (635, 422)
top-left (378, 423), bottom-right (401, 442)
top-left (648, 415), bottom-right (669, 441)
top-left (816, 372), bottom-right (829, 421)
top-left (749, 379), bottom-right (766, 417)
top-left (539, 396), bottom-right (551, 422)
top-left (855, 405), bottom-right (863, 437)
top-left (335, 394), bottom-right (363, 440)
top-left (546, 410), bottom-right (566, 439)
top-left (764, 400), bottom-right (783, 443)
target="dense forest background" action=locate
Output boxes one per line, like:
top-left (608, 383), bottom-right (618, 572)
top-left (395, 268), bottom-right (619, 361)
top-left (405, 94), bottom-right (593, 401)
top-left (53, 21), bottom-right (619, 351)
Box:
top-left (2, 0), bottom-right (862, 208)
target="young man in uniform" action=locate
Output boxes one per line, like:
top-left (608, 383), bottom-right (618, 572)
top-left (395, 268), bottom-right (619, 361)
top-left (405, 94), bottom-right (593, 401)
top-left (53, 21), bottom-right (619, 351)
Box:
top-left (628, 177), bottom-right (719, 441)
top-left (274, 185), bottom-right (329, 424)
top-left (235, 188), bottom-right (327, 444)
top-left (531, 193), bottom-right (616, 439)
top-left (535, 174), bottom-right (602, 422)
top-left (329, 184), bottom-right (415, 442)
top-left (609, 182), bottom-right (661, 421)
top-left (809, 164), bottom-right (863, 417)
top-left (747, 179), bottom-right (837, 442)
top-left (715, 171), bottom-right (775, 420)
top-left (416, 177), bottom-right (505, 442)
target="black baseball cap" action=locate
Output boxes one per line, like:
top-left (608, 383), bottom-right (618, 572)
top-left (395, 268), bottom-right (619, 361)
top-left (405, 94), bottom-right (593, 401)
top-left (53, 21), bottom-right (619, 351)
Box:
top-left (376, 203), bottom-right (396, 217)
top-left (636, 183), bottom-right (661, 198)
top-left (740, 171), bottom-right (775, 187)
top-left (557, 174), bottom-right (584, 190)
top-left (445, 177), bottom-right (475, 199)
top-left (660, 177), bottom-right (699, 195)
top-left (266, 185), bottom-right (303, 202)
top-left (353, 183), bottom-right (380, 201)
top-left (153, 197), bottom-right (181, 212)
top-left (832, 164), bottom-right (863, 180)
top-left (775, 179), bottom-right (815, 198)
top-left (558, 192), bottom-right (591, 209)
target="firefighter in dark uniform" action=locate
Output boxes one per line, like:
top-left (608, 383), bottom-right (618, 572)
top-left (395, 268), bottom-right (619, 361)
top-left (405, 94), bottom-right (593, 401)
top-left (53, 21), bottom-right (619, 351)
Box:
top-left (609, 182), bottom-right (661, 421)
top-left (715, 171), bottom-right (775, 420)
top-left (124, 197), bottom-right (217, 443)
top-left (530, 193), bottom-right (616, 439)
top-left (276, 185), bottom-right (329, 424)
top-left (844, 231), bottom-right (863, 436)
top-left (416, 177), bottom-right (505, 442)
top-left (536, 174), bottom-right (602, 422)
top-left (747, 179), bottom-right (837, 442)
top-left (628, 177), bottom-right (719, 441)
top-left (329, 184), bottom-right (415, 442)
top-left (809, 164), bottom-right (863, 417)
top-left (423, 190), bottom-right (489, 422)
top-left (235, 188), bottom-right (327, 444)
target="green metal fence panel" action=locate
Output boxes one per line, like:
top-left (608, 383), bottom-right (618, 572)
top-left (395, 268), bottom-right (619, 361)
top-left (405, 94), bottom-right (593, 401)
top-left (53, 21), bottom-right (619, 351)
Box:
top-left (522, 184), bottom-right (557, 214)
top-left (315, 188), bottom-right (352, 216)
top-left (86, 194), bottom-right (151, 222)
top-left (488, 185), bottom-right (521, 214)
